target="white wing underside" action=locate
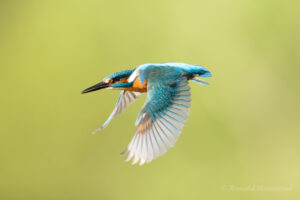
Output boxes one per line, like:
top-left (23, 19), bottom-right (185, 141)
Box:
top-left (122, 80), bottom-right (191, 165)
top-left (93, 91), bottom-right (141, 134)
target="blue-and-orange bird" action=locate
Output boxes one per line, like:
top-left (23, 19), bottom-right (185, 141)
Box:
top-left (82, 63), bottom-right (212, 165)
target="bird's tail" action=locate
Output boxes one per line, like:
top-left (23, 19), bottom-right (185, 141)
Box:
top-left (192, 77), bottom-right (210, 85)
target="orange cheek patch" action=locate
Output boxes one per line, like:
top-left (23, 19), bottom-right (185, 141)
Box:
top-left (127, 77), bottom-right (147, 92)
top-left (119, 78), bottom-right (129, 83)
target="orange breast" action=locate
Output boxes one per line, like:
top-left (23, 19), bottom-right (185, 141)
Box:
top-left (126, 77), bottom-right (147, 92)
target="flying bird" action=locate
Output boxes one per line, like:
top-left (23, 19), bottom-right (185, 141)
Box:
top-left (82, 63), bottom-right (212, 165)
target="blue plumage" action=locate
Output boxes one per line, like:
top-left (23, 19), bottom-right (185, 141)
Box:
top-left (105, 69), bottom-right (135, 81)
top-left (82, 62), bottom-right (212, 165)
top-left (137, 63), bottom-right (211, 83)
top-left (111, 82), bottom-right (133, 88)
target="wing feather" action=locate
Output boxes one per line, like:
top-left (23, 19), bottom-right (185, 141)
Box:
top-left (93, 91), bottom-right (141, 134)
top-left (123, 77), bottom-right (191, 165)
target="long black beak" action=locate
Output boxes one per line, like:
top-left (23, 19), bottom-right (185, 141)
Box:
top-left (81, 81), bottom-right (109, 94)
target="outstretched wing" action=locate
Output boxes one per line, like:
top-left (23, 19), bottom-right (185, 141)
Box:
top-left (122, 77), bottom-right (191, 165)
top-left (93, 91), bottom-right (141, 134)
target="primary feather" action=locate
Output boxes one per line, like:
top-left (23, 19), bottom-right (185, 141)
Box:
top-left (82, 62), bottom-right (212, 165)
top-left (122, 76), bottom-right (191, 165)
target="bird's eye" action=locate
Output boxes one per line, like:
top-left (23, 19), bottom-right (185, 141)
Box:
top-left (113, 77), bottom-right (120, 82)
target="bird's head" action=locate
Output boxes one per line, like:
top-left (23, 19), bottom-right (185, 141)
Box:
top-left (81, 69), bottom-right (134, 94)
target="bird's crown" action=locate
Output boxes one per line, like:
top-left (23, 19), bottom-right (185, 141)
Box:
top-left (103, 69), bottom-right (135, 83)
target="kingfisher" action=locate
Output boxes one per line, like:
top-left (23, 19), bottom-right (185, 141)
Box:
top-left (82, 62), bottom-right (212, 165)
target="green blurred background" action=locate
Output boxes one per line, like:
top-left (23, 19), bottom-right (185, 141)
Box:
top-left (0, 0), bottom-right (299, 199)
